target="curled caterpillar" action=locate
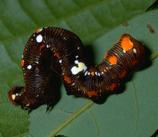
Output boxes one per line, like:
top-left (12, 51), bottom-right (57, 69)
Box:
top-left (8, 27), bottom-right (147, 110)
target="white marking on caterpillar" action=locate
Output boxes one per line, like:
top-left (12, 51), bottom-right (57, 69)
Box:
top-left (123, 50), bottom-right (126, 53)
top-left (27, 65), bottom-right (32, 70)
top-left (101, 72), bottom-right (104, 75)
top-left (36, 34), bottom-right (43, 43)
top-left (11, 94), bottom-right (16, 100)
top-left (84, 71), bottom-right (88, 76)
top-left (63, 37), bottom-right (67, 40)
top-left (59, 59), bottom-right (62, 64)
top-left (77, 46), bottom-right (80, 50)
top-left (97, 73), bottom-right (101, 76)
top-left (26, 104), bottom-right (30, 107)
top-left (46, 44), bottom-right (50, 48)
top-left (71, 60), bottom-right (87, 75)
top-left (35, 61), bottom-right (39, 64)
top-left (133, 48), bottom-right (137, 54)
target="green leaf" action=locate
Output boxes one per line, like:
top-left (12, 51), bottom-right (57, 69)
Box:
top-left (0, 0), bottom-right (157, 137)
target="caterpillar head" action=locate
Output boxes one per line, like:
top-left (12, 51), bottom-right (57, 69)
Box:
top-left (8, 86), bottom-right (24, 104)
top-left (8, 86), bottom-right (36, 110)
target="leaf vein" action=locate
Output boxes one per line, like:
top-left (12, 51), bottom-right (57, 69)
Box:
top-left (47, 101), bottom-right (94, 137)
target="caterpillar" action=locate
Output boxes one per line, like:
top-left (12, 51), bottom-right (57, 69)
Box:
top-left (8, 27), bottom-right (147, 110)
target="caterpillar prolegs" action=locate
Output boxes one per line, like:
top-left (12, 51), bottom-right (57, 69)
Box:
top-left (8, 27), bottom-right (147, 110)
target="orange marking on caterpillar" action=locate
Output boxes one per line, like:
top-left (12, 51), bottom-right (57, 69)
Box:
top-left (87, 90), bottom-right (98, 97)
top-left (120, 35), bottom-right (134, 52)
top-left (119, 70), bottom-right (127, 78)
top-left (21, 59), bottom-right (25, 67)
top-left (108, 55), bottom-right (117, 65)
top-left (64, 75), bottom-right (72, 84)
top-left (109, 83), bottom-right (118, 91)
top-left (39, 44), bottom-right (45, 51)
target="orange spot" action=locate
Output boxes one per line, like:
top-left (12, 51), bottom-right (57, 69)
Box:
top-left (119, 70), bottom-right (127, 78)
top-left (108, 55), bottom-right (117, 65)
top-left (87, 91), bottom-right (97, 97)
top-left (64, 75), bottom-right (72, 84)
top-left (121, 36), bottom-right (133, 51)
top-left (39, 44), bottom-right (45, 51)
top-left (21, 59), bottom-right (25, 67)
top-left (109, 83), bottom-right (118, 91)
top-left (54, 52), bottom-right (60, 59)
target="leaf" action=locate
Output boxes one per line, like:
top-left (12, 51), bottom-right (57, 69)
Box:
top-left (0, 0), bottom-right (157, 137)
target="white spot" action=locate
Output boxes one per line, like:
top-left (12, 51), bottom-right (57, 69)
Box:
top-left (84, 71), bottom-right (88, 76)
top-left (59, 59), bottom-right (62, 64)
top-left (15, 93), bottom-right (19, 96)
top-left (35, 61), bottom-right (39, 64)
top-left (133, 48), bottom-right (137, 54)
top-left (11, 93), bottom-right (21, 100)
top-left (123, 50), bottom-right (126, 53)
top-left (46, 44), bottom-right (50, 48)
top-left (95, 72), bottom-right (98, 75)
top-left (88, 72), bottom-right (90, 75)
top-left (75, 55), bottom-right (79, 59)
top-left (11, 94), bottom-right (16, 100)
top-left (36, 34), bottom-right (43, 43)
top-left (27, 65), bottom-right (32, 70)
top-left (77, 47), bottom-right (80, 50)
top-left (101, 72), bottom-right (104, 75)
top-left (74, 60), bottom-right (79, 64)
top-left (97, 73), bottom-right (101, 76)
top-left (63, 37), bottom-right (67, 40)
top-left (71, 83), bottom-right (75, 86)
top-left (71, 60), bottom-right (87, 75)
top-left (36, 94), bottom-right (39, 98)
top-left (60, 32), bottom-right (63, 36)
top-left (26, 104), bottom-right (30, 107)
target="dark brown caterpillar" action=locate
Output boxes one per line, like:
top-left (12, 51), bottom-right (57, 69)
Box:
top-left (8, 27), bottom-right (146, 110)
